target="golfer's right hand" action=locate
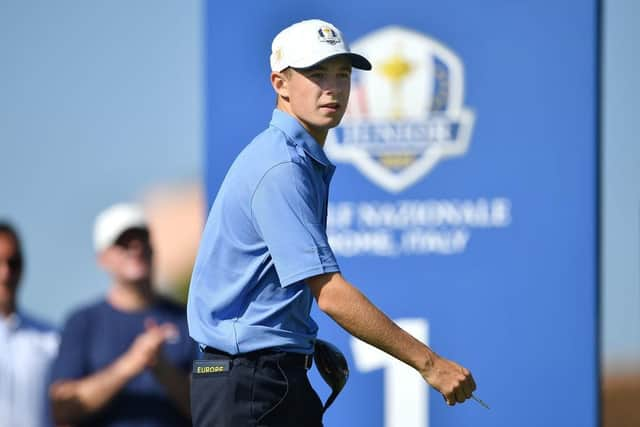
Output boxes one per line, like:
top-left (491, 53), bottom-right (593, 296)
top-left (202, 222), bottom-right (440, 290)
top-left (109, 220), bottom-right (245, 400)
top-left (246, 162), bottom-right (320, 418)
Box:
top-left (421, 355), bottom-right (476, 406)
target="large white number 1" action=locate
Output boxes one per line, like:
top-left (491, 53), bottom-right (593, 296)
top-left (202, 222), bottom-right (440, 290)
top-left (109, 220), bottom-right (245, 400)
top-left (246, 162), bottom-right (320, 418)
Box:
top-left (350, 318), bottom-right (429, 427)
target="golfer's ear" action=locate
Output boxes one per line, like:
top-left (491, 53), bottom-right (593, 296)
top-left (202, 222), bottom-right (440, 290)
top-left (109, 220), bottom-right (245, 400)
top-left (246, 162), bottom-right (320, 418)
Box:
top-left (271, 71), bottom-right (289, 99)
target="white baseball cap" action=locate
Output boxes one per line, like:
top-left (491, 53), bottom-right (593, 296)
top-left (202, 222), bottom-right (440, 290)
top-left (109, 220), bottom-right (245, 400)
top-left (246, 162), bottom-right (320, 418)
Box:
top-left (270, 19), bottom-right (371, 72)
top-left (93, 203), bottom-right (148, 253)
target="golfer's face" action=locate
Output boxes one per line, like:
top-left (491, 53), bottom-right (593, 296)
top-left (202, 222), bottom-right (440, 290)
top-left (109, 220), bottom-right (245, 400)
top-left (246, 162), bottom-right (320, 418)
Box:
top-left (287, 56), bottom-right (352, 138)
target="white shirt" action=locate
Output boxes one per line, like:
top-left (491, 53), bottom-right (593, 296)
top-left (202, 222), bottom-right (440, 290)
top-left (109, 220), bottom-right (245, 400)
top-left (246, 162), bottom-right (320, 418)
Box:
top-left (0, 311), bottom-right (59, 427)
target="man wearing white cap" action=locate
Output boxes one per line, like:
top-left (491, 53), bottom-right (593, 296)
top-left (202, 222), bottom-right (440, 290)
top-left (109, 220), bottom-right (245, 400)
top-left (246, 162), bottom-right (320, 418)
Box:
top-left (188, 19), bottom-right (476, 426)
top-left (49, 203), bottom-right (195, 427)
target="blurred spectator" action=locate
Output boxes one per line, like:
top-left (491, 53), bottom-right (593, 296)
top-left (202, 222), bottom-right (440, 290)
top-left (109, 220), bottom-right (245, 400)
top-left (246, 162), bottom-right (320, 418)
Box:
top-left (0, 222), bottom-right (59, 427)
top-left (48, 203), bottom-right (195, 427)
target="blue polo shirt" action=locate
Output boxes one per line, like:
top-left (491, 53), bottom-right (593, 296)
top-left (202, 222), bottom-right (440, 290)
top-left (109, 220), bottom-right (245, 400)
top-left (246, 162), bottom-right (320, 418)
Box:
top-left (187, 109), bottom-right (340, 355)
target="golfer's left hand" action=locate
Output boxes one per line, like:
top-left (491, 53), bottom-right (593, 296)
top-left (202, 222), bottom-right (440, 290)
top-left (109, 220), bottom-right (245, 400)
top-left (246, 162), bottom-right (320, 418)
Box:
top-left (421, 355), bottom-right (476, 406)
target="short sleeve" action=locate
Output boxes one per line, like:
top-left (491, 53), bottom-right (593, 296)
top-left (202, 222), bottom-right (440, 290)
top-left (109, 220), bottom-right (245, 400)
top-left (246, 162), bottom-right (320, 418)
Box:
top-left (252, 162), bottom-right (339, 286)
top-left (49, 310), bottom-right (90, 382)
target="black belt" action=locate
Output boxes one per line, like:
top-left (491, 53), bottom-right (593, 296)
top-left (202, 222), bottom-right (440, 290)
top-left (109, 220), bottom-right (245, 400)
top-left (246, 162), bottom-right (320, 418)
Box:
top-left (202, 346), bottom-right (313, 370)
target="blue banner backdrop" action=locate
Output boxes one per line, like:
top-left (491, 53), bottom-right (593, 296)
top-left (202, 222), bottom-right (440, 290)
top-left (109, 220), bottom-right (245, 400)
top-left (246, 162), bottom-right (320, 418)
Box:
top-left (204, 1), bottom-right (599, 426)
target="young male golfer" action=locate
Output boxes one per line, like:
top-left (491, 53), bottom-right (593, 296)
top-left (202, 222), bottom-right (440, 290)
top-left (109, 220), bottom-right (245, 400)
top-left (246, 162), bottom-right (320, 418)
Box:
top-left (187, 19), bottom-right (477, 427)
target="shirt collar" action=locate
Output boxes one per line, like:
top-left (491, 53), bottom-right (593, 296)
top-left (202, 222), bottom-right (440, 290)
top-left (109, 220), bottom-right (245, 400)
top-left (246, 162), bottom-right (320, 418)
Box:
top-left (270, 109), bottom-right (335, 170)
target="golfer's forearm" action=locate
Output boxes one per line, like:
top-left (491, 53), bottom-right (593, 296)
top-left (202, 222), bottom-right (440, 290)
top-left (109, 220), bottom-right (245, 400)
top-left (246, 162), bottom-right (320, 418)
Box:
top-left (50, 356), bottom-right (135, 424)
top-left (309, 272), bottom-right (436, 374)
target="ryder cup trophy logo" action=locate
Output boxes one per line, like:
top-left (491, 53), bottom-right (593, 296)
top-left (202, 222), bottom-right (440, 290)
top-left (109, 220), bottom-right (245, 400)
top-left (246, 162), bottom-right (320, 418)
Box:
top-left (326, 26), bottom-right (475, 193)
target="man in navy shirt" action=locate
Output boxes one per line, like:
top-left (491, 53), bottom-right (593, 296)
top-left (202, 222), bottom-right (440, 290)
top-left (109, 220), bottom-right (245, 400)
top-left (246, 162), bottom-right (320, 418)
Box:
top-left (188, 19), bottom-right (477, 427)
top-left (49, 203), bottom-right (195, 427)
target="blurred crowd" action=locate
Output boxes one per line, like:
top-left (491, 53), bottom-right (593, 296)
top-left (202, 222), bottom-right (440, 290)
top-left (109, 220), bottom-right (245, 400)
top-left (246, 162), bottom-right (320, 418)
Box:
top-left (0, 203), bottom-right (197, 427)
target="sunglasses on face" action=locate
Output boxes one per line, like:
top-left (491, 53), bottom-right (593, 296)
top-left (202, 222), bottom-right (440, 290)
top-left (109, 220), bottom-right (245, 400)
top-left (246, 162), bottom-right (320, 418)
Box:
top-left (114, 229), bottom-right (150, 249)
top-left (1, 256), bottom-right (22, 271)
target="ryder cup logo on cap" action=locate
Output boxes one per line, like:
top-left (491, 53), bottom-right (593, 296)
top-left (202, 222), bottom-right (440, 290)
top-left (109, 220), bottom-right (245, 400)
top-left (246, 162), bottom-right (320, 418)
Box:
top-left (325, 26), bottom-right (476, 193)
top-left (93, 203), bottom-right (147, 252)
top-left (318, 26), bottom-right (340, 45)
top-left (270, 19), bottom-right (372, 72)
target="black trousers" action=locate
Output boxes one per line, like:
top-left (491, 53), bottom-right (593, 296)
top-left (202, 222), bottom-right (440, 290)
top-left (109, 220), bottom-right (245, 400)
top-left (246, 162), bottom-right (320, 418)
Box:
top-left (191, 349), bottom-right (324, 427)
